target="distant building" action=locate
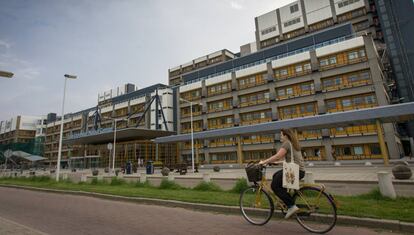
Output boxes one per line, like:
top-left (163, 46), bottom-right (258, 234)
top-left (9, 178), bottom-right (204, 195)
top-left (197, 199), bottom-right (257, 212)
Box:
top-left (0, 115), bottom-right (47, 155)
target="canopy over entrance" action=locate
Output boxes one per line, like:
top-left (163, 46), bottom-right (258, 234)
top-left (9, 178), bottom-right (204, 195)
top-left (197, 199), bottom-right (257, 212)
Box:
top-left (63, 127), bottom-right (175, 145)
top-left (7, 151), bottom-right (46, 162)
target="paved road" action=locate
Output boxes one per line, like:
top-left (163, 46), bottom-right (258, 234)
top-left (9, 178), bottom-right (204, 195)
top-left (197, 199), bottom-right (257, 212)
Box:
top-left (0, 187), bottom-right (403, 235)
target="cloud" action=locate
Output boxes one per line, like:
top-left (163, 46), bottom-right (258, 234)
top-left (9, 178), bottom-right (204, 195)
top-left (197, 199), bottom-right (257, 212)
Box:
top-left (230, 1), bottom-right (244, 10)
top-left (0, 40), bottom-right (11, 49)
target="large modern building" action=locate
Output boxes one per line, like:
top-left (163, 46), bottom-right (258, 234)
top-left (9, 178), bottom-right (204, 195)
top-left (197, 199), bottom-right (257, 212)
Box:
top-left (166, 0), bottom-right (414, 164)
top-left (174, 34), bottom-right (401, 164)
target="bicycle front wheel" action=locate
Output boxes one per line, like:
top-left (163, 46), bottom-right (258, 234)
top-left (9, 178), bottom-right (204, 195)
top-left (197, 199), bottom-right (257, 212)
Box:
top-left (294, 186), bottom-right (337, 234)
top-left (239, 186), bottom-right (274, 225)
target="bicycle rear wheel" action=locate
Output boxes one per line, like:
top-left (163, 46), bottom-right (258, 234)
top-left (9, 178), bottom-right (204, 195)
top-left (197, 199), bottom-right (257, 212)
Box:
top-left (294, 186), bottom-right (337, 234)
top-left (239, 186), bottom-right (274, 225)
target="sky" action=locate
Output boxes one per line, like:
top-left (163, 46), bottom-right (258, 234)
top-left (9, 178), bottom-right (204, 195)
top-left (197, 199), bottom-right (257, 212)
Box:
top-left (0, 0), bottom-right (294, 121)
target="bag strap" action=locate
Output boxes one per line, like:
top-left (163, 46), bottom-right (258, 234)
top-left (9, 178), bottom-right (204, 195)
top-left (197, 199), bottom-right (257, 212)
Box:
top-left (289, 141), bottom-right (294, 164)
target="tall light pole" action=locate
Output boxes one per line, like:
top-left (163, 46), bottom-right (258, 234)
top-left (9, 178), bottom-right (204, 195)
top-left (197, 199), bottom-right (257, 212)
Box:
top-left (0, 70), bottom-right (14, 78)
top-left (180, 98), bottom-right (196, 173)
top-left (56, 74), bottom-right (77, 182)
top-left (112, 118), bottom-right (128, 175)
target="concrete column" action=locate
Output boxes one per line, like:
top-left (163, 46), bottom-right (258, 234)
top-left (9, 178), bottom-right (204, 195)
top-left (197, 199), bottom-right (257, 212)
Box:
top-left (311, 72), bottom-right (322, 93)
top-left (231, 72), bottom-right (237, 91)
top-left (201, 80), bottom-right (207, 98)
top-left (376, 120), bottom-right (389, 166)
top-left (237, 136), bottom-right (243, 165)
top-left (271, 103), bottom-right (279, 121)
top-left (383, 123), bottom-right (401, 159)
top-left (329, 0), bottom-right (338, 23)
top-left (254, 17), bottom-right (261, 50)
top-left (377, 171), bottom-right (396, 199)
top-left (266, 62), bottom-right (274, 82)
top-left (309, 50), bottom-right (319, 72)
top-left (323, 139), bottom-right (334, 161)
top-left (276, 9), bottom-right (284, 41)
top-left (299, 0), bottom-right (309, 32)
top-left (316, 95), bottom-right (327, 115)
top-left (204, 150), bottom-right (211, 164)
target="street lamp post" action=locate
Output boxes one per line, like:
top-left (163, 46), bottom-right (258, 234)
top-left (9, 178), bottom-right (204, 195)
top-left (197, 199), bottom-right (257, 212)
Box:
top-left (112, 118), bottom-right (128, 175)
top-left (56, 74), bottom-right (77, 182)
top-left (180, 98), bottom-right (195, 173)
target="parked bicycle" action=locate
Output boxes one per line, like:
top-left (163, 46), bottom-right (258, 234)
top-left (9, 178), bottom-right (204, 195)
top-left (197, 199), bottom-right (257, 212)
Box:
top-left (240, 163), bottom-right (337, 234)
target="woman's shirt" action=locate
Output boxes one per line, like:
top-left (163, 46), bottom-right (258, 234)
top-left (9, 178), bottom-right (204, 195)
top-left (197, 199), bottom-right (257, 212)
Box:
top-left (281, 140), bottom-right (305, 171)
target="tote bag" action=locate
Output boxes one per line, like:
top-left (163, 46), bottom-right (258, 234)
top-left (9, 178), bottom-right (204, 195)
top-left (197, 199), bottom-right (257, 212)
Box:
top-left (282, 142), bottom-right (300, 190)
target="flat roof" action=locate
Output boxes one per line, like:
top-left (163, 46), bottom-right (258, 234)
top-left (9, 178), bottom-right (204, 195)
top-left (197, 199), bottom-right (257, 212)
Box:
top-left (64, 127), bottom-right (175, 145)
top-left (154, 102), bottom-right (414, 143)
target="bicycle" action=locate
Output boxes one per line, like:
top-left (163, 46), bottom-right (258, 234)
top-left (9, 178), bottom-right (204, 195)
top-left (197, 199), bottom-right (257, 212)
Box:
top-left (240, 163), bottom-right (337, 234)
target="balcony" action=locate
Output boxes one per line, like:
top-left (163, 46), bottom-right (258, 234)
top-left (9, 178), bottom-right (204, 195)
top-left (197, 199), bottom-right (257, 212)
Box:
top-left (241, 118), bottom-right (271, 126)
top-left (239, 98), bottom-right (269, 108)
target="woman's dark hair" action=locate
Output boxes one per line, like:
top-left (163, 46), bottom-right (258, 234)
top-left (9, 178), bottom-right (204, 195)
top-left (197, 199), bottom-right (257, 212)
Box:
top-left (281, 129), bottom-right (301, 151)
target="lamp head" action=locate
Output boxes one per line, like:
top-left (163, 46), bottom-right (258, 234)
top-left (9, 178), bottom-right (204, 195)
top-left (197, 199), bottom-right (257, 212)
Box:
top-left (0, 70), bottom-right (14, 78)
top-left (64, 74), bottom-right (77, 79)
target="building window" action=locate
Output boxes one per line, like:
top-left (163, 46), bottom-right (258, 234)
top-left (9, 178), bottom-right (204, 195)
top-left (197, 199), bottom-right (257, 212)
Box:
top-left (319, 47), bottom-right (367, 70)
top-left (348, 51), bottom-right (359, 60)
top-left (261, 26), bottom-right (277, 35)
top-left (290, 4), bottom-right (299, 13)
top-left (284, 17), bottom-right (301, 28)
top-left (207, 82), bottom-right (231, 96)
top-left (326, 93), bottom-right (377, 112)
top-left (238, 73), bottom-right (266, 89)
top-left (274, 61), bottom-right (311, 80)
top-left (338, 0), bottom-right (360, 8)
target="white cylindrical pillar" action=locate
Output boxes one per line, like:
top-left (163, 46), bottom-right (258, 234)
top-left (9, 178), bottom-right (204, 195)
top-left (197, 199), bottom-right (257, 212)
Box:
top-left (203, 173), bottom-right (210, 183)
top-left (140, 173), bottom-right (147, 183)
top-left (377, 171), bottom-right (396, 199)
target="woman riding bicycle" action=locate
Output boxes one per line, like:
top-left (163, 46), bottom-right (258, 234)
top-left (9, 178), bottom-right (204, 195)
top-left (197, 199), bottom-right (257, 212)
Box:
top-left (259, 128), bottom-right (305, 219)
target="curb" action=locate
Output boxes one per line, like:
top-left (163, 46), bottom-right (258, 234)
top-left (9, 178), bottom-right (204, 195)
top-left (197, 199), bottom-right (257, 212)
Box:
top-left (1, 184), bottom-right (413, 233)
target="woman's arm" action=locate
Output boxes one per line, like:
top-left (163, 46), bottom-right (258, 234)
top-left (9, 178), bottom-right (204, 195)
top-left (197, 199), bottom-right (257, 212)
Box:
top-left (259, 148), bottom-right (287, 165)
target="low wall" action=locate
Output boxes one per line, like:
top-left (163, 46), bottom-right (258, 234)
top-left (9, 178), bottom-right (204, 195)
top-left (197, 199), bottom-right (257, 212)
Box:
top-left (1, 171), bottom-right (413, 196)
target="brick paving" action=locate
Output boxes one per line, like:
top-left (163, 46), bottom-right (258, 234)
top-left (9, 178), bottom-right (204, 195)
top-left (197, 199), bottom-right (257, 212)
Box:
top-left (0, 187), bottom-right (404, 235)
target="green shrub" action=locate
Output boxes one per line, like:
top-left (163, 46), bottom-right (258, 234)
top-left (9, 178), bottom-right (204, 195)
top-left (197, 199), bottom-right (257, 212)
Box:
top-left (357, 187), bottom-right (393, 201)
top-left (135, 181), bottom-right (152, 188)
top-left (229, 178), bottom-right (249, 193)
top-left (158, 179), bottom-right (183, 190)
top-left (193, 181), bottom-right (222, 192)
top-left (90, 178), bottom-right (99, 185)
top-left (29, 176), bottom-right (51, 182)
top-left (110, 177), bottom-right (126, 186)
top-left (62, 178), bottom-right (72, 184)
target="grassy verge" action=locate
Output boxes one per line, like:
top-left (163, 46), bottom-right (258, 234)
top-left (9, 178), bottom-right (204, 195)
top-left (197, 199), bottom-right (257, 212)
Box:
top-left (0, 176), bottom-right (413, 222)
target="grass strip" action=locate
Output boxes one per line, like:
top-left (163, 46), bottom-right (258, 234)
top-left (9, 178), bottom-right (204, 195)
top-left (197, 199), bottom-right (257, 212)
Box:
top-left (0, 177), bottom-right (413, 222)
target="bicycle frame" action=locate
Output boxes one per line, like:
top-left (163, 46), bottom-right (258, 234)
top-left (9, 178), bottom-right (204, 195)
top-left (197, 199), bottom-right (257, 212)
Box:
top-left (253, 167), bottom-right (336, 214)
